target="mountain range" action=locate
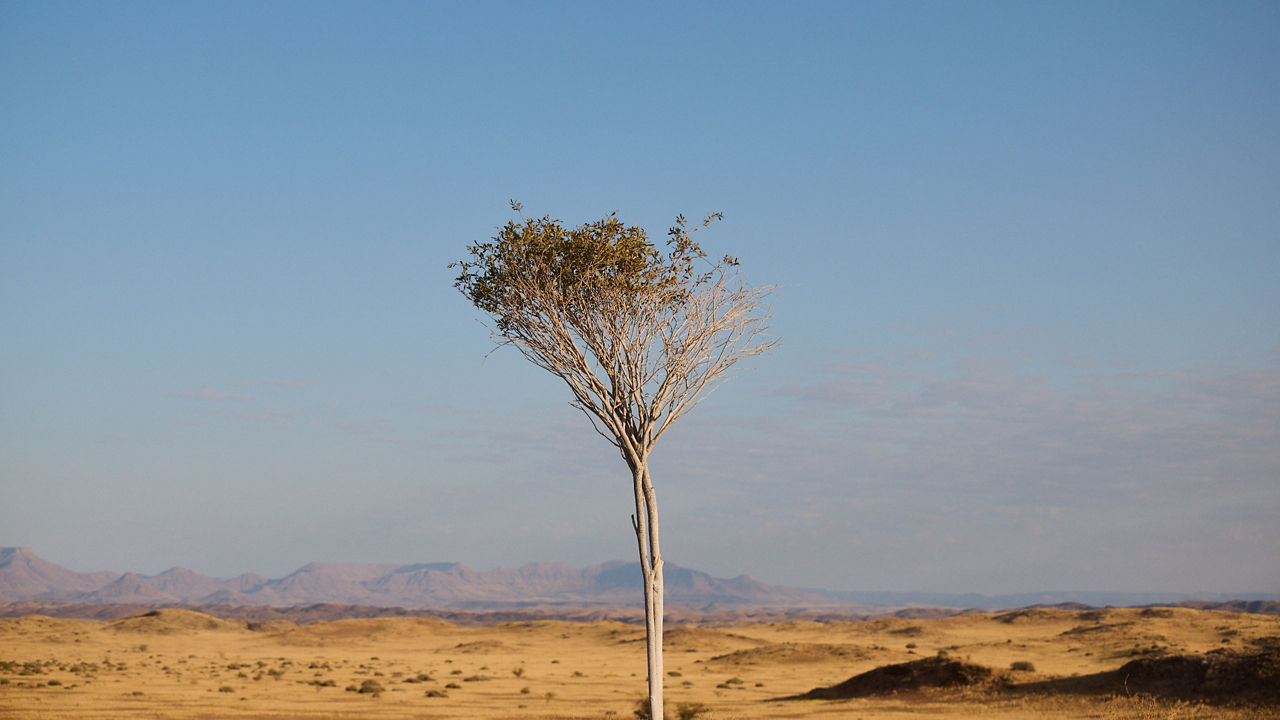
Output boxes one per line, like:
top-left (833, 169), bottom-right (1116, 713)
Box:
top-left (3, 547), bottom-right (1276, 613)
top-left (0, 547), bottom-right (833, 609)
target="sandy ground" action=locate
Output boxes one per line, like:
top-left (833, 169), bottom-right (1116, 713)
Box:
top-left (2, 606), bottom-right (1277, 719)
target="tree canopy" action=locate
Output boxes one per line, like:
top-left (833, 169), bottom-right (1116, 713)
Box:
top-left (451, 202), bottom-right (773, 458)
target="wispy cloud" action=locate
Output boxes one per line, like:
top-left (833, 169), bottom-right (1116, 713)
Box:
top-left (637, 354), bottom-right (1280, 591)
top-left (763, 358), bottom-right (1280, 499)
top-left (268, 378), bottom-right (316, 389)
top-left (169, 387), bottom-right (254, 401)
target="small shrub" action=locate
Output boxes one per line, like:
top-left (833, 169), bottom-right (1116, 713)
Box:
top-left (676, 701), bottom-right (709, 720)
top-left (520, 685), bottom-right (531, 694)
top-left (1010, 661), bottom-right (1036, 672)
top-left (633, 697), bottom-right (659, 719)
top-left (512, 667), bottom-right (525, 678)
top-left (425, 688), bottom-right (448, 697)
top-left (357, 679), bottom-right (384, 694)
top-left (217, 685), bottom-right (234, 693)
top-left (445, 682), bottom-right (461, 689)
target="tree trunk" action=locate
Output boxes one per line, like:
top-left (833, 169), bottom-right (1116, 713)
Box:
top-left (631, 459), bottom-right (663, 719)
top-left (645, 470), bottom-right (663, 719)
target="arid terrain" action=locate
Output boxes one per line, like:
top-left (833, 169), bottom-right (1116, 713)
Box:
top-left (2, 606), bottom-right (1277, 719)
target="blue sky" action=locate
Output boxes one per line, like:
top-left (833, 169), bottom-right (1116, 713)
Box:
top-left (2, 1), bottom-right (1277, 595)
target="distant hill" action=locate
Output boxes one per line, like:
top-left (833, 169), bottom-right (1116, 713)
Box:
top-left (0, 547), bottom-right (835, 610)
top-left (0, 546), bottom-right (120, 601)
top-left (817, 589), bottom-right (1280, 610)
top-left (2, 547), bottom-right (1275, 615)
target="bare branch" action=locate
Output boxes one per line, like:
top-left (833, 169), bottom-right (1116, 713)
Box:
top-left (453, 210), bottom-right (772, 461)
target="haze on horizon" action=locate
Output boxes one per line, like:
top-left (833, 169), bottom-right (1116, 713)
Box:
top-left (2, 1), bottom-right (1277, 596)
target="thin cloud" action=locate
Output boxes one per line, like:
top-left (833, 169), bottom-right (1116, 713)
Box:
top-left (169, 387), bottom-right (253, 402)
top-left (771, 358), bottom-right (1280, 495)
top-left (269, 379), bottom-right (316, 389)
top-left (638, 354), bottom-right (1280, 590)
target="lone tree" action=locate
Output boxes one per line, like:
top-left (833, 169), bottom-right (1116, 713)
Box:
top-left (452, 202), bottom-right (774, 716)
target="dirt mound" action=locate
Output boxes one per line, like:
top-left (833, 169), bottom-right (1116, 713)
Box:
top-left (1060, 621), bottom-right (1135, 637)
top-left (786, 656), bottom-right (995, 699)
top-left (449, 639), bottom-right (511, 653)
top-left (271, 616), bottom-right (451, 645)
top-left (106, 609), bottom-right (247, 634)
top-left (710, 642), bottom-right (869, 665)
top-left (1117, 647), bottom-right (1280, 702)
top-left (993, 608), bottom-right (1064, 624)
top-left (1010, 647), bottom-right (1280, 704)
top-left (1, 615), bottom-right (75, 632)
top-left (1175, 600), bottom-right (1280, 616)
top-left (0, 615), bottom-right (94, 639)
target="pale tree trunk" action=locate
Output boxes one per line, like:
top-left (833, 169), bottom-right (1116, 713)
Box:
top-left (631, 457), bottom-right (663, 718)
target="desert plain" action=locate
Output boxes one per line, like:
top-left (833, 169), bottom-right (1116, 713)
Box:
top-left (1, 606), bottom-right (1277, 720)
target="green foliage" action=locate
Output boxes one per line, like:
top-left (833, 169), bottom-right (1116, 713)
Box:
top-left (451, 201), bottom-right (730, 335)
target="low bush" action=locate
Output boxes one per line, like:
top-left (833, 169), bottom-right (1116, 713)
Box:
top-left (676, 701), bottom-right (709, 720)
